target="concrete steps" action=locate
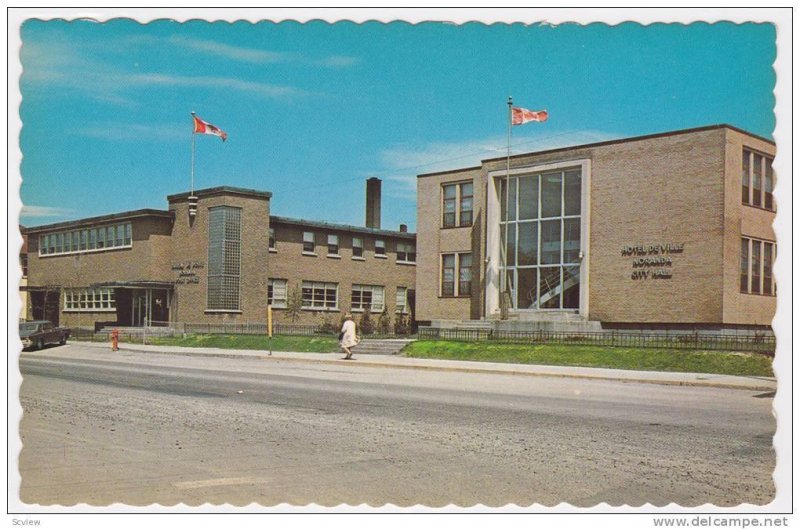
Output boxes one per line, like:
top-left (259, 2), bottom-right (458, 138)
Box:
top-left (352, 339), bottom-right (415, 356)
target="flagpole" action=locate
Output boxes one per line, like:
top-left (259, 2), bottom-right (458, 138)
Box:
top-left (501, 96), bottom-right (513, 319)
top-left (190, 112), bottom-right (196, 195)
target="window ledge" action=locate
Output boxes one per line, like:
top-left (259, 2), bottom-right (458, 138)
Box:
top-left (351, 256), bottom-right (366, 261)
top-left (397, 260), bottom-right (416, 266)
top-left (301, 307), bottom-right (339, 312)
top-left (302, 252), bottom-right (318, 257)
top-left (375, 254), bottom-right (388, 259)
top-left (204, 309), bottom-right (243, 314)
top-left (327, 254), bottom-right (342, 259)
top-left (64, 309), bottom-right (116, 313)
top-left (269, 248), bottom-right (277, 253)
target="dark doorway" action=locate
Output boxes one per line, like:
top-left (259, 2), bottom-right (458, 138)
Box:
top-left (30, 289), bottom-right (60, 325)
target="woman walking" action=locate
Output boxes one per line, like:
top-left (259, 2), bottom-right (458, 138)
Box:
top-left (340, 313), bottom-right (359, 360)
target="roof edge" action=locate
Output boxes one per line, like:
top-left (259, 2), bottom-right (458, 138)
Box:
top-left (24, 209), bottom-right (173, 233)
top-left (270, 215), bottom-right (416, 238)
top-left (168, 186), bottom-right (272, 202)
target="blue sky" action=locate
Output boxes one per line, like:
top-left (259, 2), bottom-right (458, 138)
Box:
top-left (19, 19), bottom-right (776, 232)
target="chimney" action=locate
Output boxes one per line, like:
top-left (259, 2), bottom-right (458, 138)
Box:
top-left (399, 224), bottom-right (408, 233)
top-left (365, 177), bottom-right (381, 229)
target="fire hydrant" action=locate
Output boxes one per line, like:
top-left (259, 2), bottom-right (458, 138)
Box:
top-left (111, 328), bottom-right (120, 351)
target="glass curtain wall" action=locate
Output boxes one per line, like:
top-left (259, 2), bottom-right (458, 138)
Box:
top-left (499, 168), bottom-right (581, 310)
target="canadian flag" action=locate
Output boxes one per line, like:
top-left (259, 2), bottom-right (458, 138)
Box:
top-left (192, 113), bottom-right (228, 142)
top-left (511, 107), bottom-right (548, 126)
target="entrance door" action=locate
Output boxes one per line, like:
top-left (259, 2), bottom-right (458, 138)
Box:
top-left (132, 291), bottom-right (148, 327)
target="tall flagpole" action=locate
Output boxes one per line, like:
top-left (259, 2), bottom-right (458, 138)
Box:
top-left (190, 111), bottom-right (196, 194)
top-left (501, 96), bottom-right (513, 319)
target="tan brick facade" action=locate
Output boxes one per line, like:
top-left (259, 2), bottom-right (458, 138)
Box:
top-left (416, 125), bottom-right (776, 329)
top-left (24, 186), bottom-right (416, 331)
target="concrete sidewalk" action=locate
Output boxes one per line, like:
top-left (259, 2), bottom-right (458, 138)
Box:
top-left (73, 340), bottom-right (776, 392)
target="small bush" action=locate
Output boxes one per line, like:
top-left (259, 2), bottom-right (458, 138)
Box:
top-left (377, 307), bottom-right (392, 335)
top-left (359, 311), bottom-right (374, 335)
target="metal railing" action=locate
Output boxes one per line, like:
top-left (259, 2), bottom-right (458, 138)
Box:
top-left (418, 327), bottom-right (775, 355)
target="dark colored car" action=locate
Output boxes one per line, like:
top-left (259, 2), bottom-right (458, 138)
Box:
top-left (19, 320), bottom-right (71, 350)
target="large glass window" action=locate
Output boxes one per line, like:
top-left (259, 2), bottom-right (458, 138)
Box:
top-left (442, 253), bottom-right (472, 297)
top-left (208, 206), bottom-right (242, 311)
top-left (441, 254), bottom-right (456, 296)
top-left (500, 167), bottom-right (582, 310)
top-left (741, 237), bottom-right (776, 296)
top-left (64, 288), bottom-right (115, 311)
top-left (459, 253), bottom-right (473, 295)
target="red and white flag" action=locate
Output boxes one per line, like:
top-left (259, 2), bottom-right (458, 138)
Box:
top-left (192, 113), bottom-right (228, 142)
top-left (511, 107), bottom-right (548, 126)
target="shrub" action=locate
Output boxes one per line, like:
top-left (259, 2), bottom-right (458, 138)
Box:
top-left (377, 307), bottom-right (392, 335)
top-left (359, 311), bottom-right (374, 335)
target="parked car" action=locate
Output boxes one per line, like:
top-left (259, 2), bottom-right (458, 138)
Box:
top-left (19, 320), bottom-right (71, 350)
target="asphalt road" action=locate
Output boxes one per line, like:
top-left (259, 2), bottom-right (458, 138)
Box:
top-left (17, 345), bottom-right (775, 507)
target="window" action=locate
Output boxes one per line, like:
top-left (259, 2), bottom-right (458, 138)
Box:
top-left (37, 222), bottom-right (133, 257)
top-left (397, 242), bottom-right (416, 263)
top-left (302, 281), bottom-right (338, 309)
top-left (459, 253), bottom-right (473, 295)
top-left (269, 228), bottom-right (276, 250)
top-left (351, 284), bottom-right (385, 312)
top-left (20, 253), bottom-right (28, 278)
top-left (64, 288), bottom-right (115, 311)
top-left (500, 168), bottom-right (582, 310)
top-left (267, 278), bottom-right (288, 308)
top-left (441, 254), bottom-right (456, 296)
top-left (442, 182), bottom-right (474, 227)
top-left (375, 239), bottom-right (386, 257)
top-left (207, 206), bottom-right (242, 311)
top-left (742, 149), bottom-right (775, 210)
top-left (328, 234), bottom-right (339, 256)
top-left (396, 287), bottom-right (408, 314)
top-left (740, 237), bottom-right (776, 296)
top-left (352, 237), bottom-right (363, 258)
top-left (303, 232), bottom-right (315, 254)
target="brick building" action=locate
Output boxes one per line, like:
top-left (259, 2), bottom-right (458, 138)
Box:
top-left (23, 183), bottom-right (416, 330)
top-left (416, 125), bottom-right (776, 331)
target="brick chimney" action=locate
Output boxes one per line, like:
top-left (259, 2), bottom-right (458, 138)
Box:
top-left (399, 224), bottom-right (408, 233)
top-left (366, 177), bottom-right (381, 229)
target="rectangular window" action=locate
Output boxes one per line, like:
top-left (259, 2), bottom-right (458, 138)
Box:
top-left (352, 237), bottom-right (363, 258)
top-left (459, 183), bottom-right (473, 226)
top-left (38, 222), bottom-right (132, 256)
top-left (375, 239), bottom-right (386, 257)
top-left (208, 206), bottom-right (242, 311)
top-left (97, 226), bottom-right (106, 249)
top-left (443, 184), bottom-right (457, 227)
top-left (80, 230), bottom-right (88, 251)
top-left (108, 225), bottom-right (116, 248)
top-left (441, 254), bottom-right (456, 296)
top-left (459, 253), bottom-right (473, 296)
top-left (20, 253), bottom-right (28, 277)
top-left (64, 288), bottom-right (115, 311)
top-left (743, 149), bottom-right (775, 209)
top-left (267, 278), bottom-right (288, 308)
top-left (88, 229), bottom-right (97, 250)
top-left (740, 238), bottom-right (749, 293)
top-left (751, 239), bottom-right (761, 295)
top-left (765, 159), bottom-right (774, 211)
top-left (303, 232), bottom-right (315, 254)
top-left (327, 234), bottom-right (339, 256)
top-left (443, 182), bottom-right (474, 228)
top-left (269, 228), bottom-right (276, 250)
top-left (301, 281), bottom-right (338, 309)
top-left (352, 284), bottom-right (385, 312)
top-left (56, 233), bottom-right (64, 253)
top-left (397, 242), bottom-right (416, 263)
top-left (763, 242), bottom-right (773, 296)
top-left (125, 223), bottom-right (132, 246)
top-left (396, 287), bottom-right (408, 314)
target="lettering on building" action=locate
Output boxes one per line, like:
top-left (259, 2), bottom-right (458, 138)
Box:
top-left (622, 243), bottom-right (683, 281)
top-left (172, 261), bottom-right (204, 284)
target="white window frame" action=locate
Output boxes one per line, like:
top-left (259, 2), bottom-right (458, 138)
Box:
top-left (301, 281), bottom-right (338, 310)
top-left (327, 234), bottom-right (340, 257)
top-left (303, 231), bottom-right (316, 255)
top-left (64, 287), bottom-right (116, 312)
top-left (351, 284), bottom-right (385, 313)
top-left (38, 222), bottom-right (133, 257)
top-left (396, 287), bottom-right (408, 314)
top-left (268, 278), bottom-right (288, 308)
top-left (375, 239), bottom-right (387, 258)
top-left (352, 237), bottom-right (364, 260)
top-left (397, 241), bottom-right (416, 264)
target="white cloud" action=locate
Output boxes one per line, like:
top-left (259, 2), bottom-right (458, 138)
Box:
top-left (124, 72), bottom-right (307, 98)
top-left (168, 36), bottom-right (291, 63)
top-left (72, 123), bottom-right (187, 142)
top-left (21, 205), bottom-right (75, 219)
top-left (378, 129), bottom-right (622, 192)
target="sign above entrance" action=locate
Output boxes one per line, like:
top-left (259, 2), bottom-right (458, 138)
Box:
top-left (172, 260), bottom-right (204, 284)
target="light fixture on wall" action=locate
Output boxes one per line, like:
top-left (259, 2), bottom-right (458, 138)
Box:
top-left (188, 195), bottom-right (198, 219)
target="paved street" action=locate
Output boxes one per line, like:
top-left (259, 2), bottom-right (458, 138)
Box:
top-left (18, 344), bottom-right (775, 507)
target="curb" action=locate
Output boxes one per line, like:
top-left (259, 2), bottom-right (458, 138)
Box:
top-left (72, 340), bottom-right (776, 392)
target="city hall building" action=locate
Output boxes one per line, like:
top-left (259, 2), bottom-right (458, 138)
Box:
top-left (416, 125), bottom-right (776, 331)
top-left (22, 180), bottom-right (416, 330)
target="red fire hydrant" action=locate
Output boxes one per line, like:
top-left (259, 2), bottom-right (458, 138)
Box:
top-left (111, 328), bottom-right (120, 351)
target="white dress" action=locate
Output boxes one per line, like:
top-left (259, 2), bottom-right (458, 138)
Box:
top-left (340, 320), bottom-right (358, 348)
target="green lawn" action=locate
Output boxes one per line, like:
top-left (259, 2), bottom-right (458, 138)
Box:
top-left (403, 340), bottom-right (774, 377)
top-left (148, 334), bottom-right (773, 377)
top-left (150, 334), bottom-right (340, 353)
